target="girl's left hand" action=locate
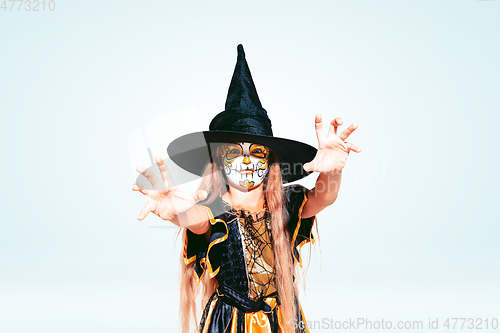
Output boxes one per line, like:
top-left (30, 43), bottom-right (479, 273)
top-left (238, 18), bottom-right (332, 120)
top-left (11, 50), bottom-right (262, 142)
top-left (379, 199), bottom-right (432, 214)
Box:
top-left (303, 114), bottom-right (362, 174)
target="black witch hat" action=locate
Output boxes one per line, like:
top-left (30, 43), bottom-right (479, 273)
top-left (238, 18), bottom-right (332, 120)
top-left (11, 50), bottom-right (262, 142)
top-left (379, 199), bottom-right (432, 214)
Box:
top-left (167, 44), bottom-right (316, 183)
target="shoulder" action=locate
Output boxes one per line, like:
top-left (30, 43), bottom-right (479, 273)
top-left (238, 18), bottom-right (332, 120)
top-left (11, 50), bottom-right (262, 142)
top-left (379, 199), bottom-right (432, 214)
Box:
top-left (284, 184), bottom-right (309, 197)
top-left (198, 195), bottom-right (228, 220)
top-left (283, 184), bottom-right (310, 213)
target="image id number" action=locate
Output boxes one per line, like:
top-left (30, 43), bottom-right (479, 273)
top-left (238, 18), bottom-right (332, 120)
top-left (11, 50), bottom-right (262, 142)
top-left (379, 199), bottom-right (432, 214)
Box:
top-left (1, 0), bottom-right (56, 11)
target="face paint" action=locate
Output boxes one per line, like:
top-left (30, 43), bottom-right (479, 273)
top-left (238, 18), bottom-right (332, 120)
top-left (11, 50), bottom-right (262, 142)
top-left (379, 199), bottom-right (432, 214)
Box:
top-left (222, 142), bottom-right (270, 190)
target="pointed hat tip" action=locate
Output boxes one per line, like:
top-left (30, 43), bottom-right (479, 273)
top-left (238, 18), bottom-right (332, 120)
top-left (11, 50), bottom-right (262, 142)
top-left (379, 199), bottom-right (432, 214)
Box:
top-left (237, 44), bottom-right (245, 57)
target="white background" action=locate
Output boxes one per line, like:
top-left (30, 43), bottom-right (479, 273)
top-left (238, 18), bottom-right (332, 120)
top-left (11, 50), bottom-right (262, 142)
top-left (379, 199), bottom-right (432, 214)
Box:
top-left (0, 0), bottom-right (498, 332)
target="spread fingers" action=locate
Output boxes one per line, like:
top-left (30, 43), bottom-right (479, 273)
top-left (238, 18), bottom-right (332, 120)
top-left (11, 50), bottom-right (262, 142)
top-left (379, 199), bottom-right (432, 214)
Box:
top-left (155, 156), bottom-right (173, 185)
top-left (138, 202), bottom-right (152, 221)
top-left (345, 142), bottom-right (362, 153)
top-left (339, 122), bottom-right (358, 141)
top-left (328, 117), bottom-right (343, 136)
top-left (314, 114), bottom-right (326, 140)
top-left (136, 165), bottom-right (160, 186)
top-left (132, 183), bottom-right (150, 196)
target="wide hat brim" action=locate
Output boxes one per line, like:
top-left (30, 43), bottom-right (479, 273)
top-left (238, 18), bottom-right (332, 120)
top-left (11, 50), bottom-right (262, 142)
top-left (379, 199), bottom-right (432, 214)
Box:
top-left (167, 130), bottom-right (317, 184)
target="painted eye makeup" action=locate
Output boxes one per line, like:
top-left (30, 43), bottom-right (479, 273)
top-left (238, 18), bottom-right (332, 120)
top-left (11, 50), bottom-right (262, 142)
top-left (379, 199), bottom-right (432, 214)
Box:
top-left (225, 145), bottom-right (243, 160)
top-left (250, 145), bottom-right (268, 159)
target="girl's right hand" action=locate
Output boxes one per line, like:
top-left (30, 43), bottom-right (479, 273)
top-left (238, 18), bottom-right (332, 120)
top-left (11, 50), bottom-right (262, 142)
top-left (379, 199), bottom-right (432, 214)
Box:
top-left (132, 156), bottom-right (208, 221)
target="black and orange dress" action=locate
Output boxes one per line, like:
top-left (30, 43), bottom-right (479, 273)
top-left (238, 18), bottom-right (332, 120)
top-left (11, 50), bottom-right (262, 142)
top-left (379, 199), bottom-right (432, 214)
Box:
top-left (183, 185), bottom-right (316, 333)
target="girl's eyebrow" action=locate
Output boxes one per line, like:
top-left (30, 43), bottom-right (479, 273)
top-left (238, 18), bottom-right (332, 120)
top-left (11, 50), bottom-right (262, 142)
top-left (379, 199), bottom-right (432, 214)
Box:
top-left (250, 143), bottom-right (267, 149)
top-left (227, 143), bottom-right (244, 149)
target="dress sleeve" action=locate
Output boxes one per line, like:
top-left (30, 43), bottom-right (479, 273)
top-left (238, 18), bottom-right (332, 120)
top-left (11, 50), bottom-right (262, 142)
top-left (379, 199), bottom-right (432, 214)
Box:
top-left (183, 227), bottom-right (208, 282)
top-left (182, 196), bottom-right (228, 283)
top-left (284, 185), bottom-right (316, 267)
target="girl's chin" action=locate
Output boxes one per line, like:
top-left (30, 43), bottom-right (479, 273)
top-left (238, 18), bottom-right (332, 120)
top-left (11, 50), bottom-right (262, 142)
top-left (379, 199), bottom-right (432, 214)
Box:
top-left (228, 181), bottom-right (263, 192)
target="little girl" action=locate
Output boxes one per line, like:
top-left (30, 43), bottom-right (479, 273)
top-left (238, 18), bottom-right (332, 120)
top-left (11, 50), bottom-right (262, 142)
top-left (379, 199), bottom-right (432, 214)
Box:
top-left (132, 44), bottom-right (361, 333)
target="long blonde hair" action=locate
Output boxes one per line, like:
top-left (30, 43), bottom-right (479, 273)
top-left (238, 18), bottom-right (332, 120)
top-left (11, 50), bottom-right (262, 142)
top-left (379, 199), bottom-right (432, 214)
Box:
top-left (178, 145), bottom-right (300, 333)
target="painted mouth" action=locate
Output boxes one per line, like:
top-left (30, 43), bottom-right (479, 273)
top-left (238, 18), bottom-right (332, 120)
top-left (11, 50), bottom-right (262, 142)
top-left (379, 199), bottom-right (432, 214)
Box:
top-left (239, 169), bottom-right (254, 175)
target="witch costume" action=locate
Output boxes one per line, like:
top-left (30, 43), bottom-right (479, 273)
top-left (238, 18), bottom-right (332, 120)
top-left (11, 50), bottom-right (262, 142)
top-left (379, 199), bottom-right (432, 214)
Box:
top-left (168, 45), bottom-right (318, 333)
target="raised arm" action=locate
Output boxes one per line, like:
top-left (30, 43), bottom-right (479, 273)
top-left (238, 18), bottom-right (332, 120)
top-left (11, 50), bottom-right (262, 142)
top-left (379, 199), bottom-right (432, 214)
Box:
top-left (301, 114), bottom-right (361, 218)
top-left (132, 156), bottom-right (210, 235)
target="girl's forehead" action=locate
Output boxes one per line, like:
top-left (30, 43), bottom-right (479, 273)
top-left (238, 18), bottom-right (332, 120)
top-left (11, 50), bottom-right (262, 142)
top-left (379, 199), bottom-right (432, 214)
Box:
top-left (224, 142), bottom-right (270, 153)
top-left (228, 142), bottom-right (267, 147)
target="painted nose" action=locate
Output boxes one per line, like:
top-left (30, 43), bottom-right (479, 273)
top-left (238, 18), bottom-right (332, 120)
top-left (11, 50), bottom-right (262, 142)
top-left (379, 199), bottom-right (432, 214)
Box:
top-left (243, 156), bottom-right (251, 164)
